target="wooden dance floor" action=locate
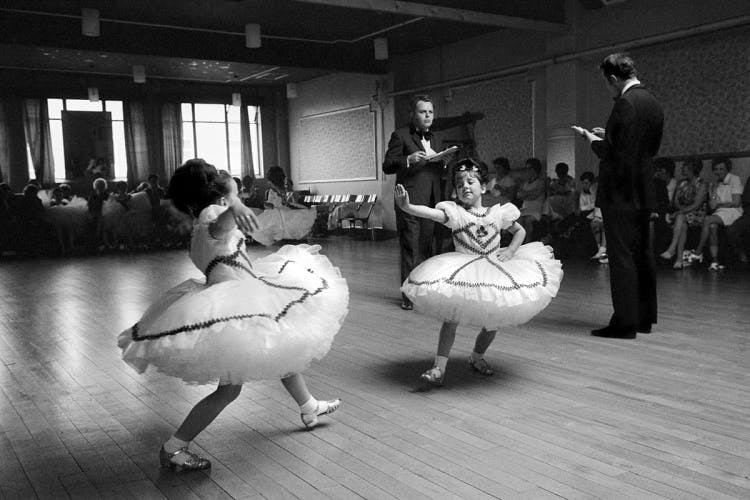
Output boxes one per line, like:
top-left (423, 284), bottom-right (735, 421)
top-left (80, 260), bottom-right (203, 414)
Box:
top-left (1, 237), bottom-right (749, 499)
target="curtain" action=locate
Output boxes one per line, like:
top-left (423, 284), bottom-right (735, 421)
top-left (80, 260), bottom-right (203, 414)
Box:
top-left (240, 104), bottom-right (255, 178)
top-left (123, 101), bottom-right (150, 188)
top-left (0, 97), bottom-right (30, 190)
top-left (161, 102), bottom-right (182, 180)
top-left (22, 99), bottom-right (54, 184)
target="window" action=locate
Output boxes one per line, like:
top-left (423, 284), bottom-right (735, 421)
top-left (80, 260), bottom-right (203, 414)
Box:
top-left (182, 103), bottom-right (263, 177)
top-left (43, 98), bottom-right (128, 181)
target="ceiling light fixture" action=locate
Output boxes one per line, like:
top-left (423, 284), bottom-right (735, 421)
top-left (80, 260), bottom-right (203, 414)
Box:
top-left (286, 83), bottom-right (298, 99)
top-left (133, 64), bottom-right (146, 83)
top-left (245, 23), bottom-right (261, 48)
top-left (81, 8), bottom-right (100, 37)
top-left (88, 87), bottom-right (99, 102)
top-left (374, 37), bottom-right (388, 60)
top-left (232, 93), bottom-right (242, 107)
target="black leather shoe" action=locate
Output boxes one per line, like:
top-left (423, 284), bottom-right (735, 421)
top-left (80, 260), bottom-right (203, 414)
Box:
top-left (400, 301), bottom-right (413, 310)
top-left (637, 324), bottom-right (652, 334)
top-left (591, 326), bottom-right (636, 339)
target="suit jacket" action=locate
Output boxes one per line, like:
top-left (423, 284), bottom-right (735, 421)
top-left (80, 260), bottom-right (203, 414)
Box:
top-left (382, 126), bottom-right (444, 206)
top-left (592, 84), bottom-right (664, 211)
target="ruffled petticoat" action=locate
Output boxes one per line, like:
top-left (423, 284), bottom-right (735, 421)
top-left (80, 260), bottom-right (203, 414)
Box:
top-left (118, 244), bottom-right (348, 385)
top-left (402, 242), bottom-right (562, 329)
top-left (252, 207), bottom-right (316, 245)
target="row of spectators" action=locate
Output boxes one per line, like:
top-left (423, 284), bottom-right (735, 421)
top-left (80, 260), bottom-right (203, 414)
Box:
top-left (478, 156), bottom-right (749, 268)
top-left (0, 165), bottom-right (318, 258)
top-left (0, 176), bottom-right (191, 257)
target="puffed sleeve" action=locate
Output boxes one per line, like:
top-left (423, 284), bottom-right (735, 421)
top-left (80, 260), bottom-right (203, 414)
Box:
top-left (191, 205), bottom-right (231, 270)
top-left (494, 202), bottom-right (521, 230)
top-left (435, 200), bottom-right (460, 229)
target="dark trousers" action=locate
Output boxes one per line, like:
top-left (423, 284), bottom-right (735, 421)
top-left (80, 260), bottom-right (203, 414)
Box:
top-left (601, 208), bottom-right (657, 329)
top-left (727, 214), bottom-right (750, 257)
top-left (395, 204), bottom-right (435, 303)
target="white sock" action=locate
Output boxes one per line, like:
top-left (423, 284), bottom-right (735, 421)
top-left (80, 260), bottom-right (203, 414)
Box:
top-left (434, 355), bottom-right (448, 373)
top-left (299, 397), bottom-right (318, 415)
top-left (470, 351), bottom-right (484, 362)
top-left (164, 436), bottom-right (189, 453)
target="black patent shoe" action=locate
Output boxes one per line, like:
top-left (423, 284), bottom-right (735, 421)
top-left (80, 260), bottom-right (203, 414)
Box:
top-left (591, 326), bottom-right (636, 339)
top-left (159, 446), bottom-right (211, 471)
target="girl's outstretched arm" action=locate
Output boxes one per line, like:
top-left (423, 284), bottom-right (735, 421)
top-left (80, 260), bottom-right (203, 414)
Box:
top-left (394, 184), bottom-right (447, 223)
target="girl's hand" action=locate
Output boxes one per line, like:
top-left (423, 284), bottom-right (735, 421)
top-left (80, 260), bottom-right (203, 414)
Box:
top-left (394, 184), bottom-right (410, 208)
top-left (497, 247), bottom-right (515, 262)
top-left (232, 202), bottom-right (260, 234)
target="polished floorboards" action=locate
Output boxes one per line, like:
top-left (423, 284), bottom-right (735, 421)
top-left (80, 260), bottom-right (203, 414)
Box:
top-left (1, 237), bottom-right (749, 499)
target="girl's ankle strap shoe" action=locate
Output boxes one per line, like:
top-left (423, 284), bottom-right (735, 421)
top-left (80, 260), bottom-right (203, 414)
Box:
top-left (159, 446), bottom-right (211, 471)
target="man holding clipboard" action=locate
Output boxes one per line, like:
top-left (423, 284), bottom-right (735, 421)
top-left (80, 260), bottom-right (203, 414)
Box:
top-left (383, 94), bottom-right (456, 310)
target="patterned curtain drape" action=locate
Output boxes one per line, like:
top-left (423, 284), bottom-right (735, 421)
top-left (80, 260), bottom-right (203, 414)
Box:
top-left (161, 102), bottom-right (182, 180)
top-left (0, 97), bottom-right (30, 190)
top-left (240, 104), bottom-right (255, 178)
top-left (22, 99), bottom-right (54, 184)
top-left (123, 101), bottom-right (150, 188)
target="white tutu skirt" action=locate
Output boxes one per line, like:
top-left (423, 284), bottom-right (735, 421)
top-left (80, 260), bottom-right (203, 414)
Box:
top-left (118, 244), bottom-right (348, 384)
top-left (402, 242), bottom-right (562, 328)
top-left (252, 207), bottom-right (316, 246)
top-left (44, 197), bottom-right (88, 235)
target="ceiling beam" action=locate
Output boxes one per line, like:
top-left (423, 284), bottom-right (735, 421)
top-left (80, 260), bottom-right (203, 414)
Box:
top-left (293, 0), bottom-right (568, 32)
top-left (0, 11), bottom-right (386, 74)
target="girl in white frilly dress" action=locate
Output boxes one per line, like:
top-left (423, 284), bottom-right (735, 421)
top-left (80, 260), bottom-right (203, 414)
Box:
top-left (118, 159), bottom-right (348, 471)
top-left (396, 158), bottom-right (562, 386)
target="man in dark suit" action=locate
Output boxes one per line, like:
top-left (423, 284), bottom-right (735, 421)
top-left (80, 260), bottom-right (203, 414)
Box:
top-left (572, 53), bottom-right (664, 338)
top-left (383, 94), bottom-right (447, 310)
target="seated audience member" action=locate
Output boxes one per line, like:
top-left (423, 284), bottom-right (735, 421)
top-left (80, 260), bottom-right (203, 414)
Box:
top-left (685, 157), bottom-right (743, 270)
top-left (60, 183), bottom-right (74, 202)
top-left (547, 162), bottom-right (577, 220)
top-left (47, 186), bottom-right (72, 254)
top-left (651, 157), bottom-right (677, 254)
top-left (543, 162), bottom-right (579, 247)
top-left (653, 157), bottom-right (676, 216)
top-left (145, 174), bottom-right (167, 245)
top-left (659, 158), bottom-right (707, 269)
top-left (579, 171), bottom-right (607, 262)
top-left (265, 166), bottom-right (307, 209)
top-left (49, 187), bottom-right (69, 207)
top-left (0, 182), bottom-right (15, 253)
top-left (727, 175), bottom-right (750, 263)
top-left (18, 183), bottom-right (47, 254)
top-left (252, 166), bottom-right (316, 245)
top-left (88, 178), bottom-right (110, 250)
top-left (483, 157), bottom-right (518, 207)
top-left (240, 175), bottom-right (264, 210)
top-left (517, 157), bottom-right (546, 242)
top-left (654, 157), bottom-right (677, 207)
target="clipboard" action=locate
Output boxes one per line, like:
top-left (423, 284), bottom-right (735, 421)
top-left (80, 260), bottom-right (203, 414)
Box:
top-left (424, 145), bottom-right (459, 162)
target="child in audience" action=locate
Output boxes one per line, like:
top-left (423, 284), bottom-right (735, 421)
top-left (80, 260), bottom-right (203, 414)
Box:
top-left (579, 171), bottom-right (607, 263)
top-left (253, 166), bottom-right (316, 245)
top-left (87, 178), bottom-right (110, 250)
top-left (49, 187), bottom-right (68, 207)
top-left (118, 158), bottom-right (348, 471)
top-left (396, 158), bottom-right (562, 386)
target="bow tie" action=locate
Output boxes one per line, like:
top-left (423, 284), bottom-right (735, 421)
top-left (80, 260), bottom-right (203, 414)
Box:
top-left (414, 129), bottom-right (432, 140)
